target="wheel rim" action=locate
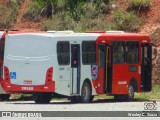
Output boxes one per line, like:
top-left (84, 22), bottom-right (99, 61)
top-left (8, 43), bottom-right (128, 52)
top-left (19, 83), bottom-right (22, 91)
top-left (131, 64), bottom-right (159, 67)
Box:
top-left (128, 85), bottom-right (134, 98)
top-left (82, 85), bottom-right (89, 100)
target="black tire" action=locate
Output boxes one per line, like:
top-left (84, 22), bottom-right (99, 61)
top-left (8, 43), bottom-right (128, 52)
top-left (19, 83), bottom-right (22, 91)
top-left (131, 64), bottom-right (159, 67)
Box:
top-left (33, 93), bottom-right (41, 103)
top-left (125, 84), bottom-right (134, 101)
top-left (89, 96), bottom-right (94, 102)
top-left (81, 82), bottom-right (91, 103)
top-left (33, 92), bottom-right (52, 104)
top-left (0, 94), bottom-right (10, 101)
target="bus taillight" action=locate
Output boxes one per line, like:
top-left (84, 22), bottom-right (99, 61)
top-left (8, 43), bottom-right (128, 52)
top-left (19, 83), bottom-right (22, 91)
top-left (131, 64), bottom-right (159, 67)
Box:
top-left (4, 66), bottom-right (10, 82)
top-left (45, 67), bottom-right (53, 83)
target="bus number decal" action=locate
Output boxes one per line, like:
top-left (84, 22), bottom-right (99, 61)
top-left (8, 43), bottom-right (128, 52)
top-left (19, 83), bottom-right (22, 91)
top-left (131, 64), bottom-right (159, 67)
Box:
top-left (118, 81), bottom-right (127, 85)
top-left (59, 67), bottom-right (65, 70)
top-left (91, 65), bottom-right (98, 80)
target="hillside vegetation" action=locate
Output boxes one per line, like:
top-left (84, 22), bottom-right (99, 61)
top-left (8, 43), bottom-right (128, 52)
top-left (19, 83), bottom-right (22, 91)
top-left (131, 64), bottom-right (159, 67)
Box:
top-left (0, 0), bottom-right (160, 85)
top-left (0, 0), bottom-right (150, 32)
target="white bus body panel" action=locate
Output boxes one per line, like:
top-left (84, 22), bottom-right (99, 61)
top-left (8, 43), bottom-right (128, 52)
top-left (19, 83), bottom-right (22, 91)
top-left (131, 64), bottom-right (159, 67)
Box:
top-left (5, 34), bottom-right (53, 85)
top-left (53, 35), bottom-right (99, 96)
top-left (4, 33), bottom-right (100, 96)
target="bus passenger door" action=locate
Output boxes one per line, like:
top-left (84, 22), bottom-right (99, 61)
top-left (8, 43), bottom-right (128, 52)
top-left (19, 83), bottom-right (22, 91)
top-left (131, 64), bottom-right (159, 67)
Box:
top-left (141, 44), bottom-right (152, 91)
top-left (112, 41), bottom-right (127, 94)
top-left (71, 44), bottom-right (80, 94)
top-left (98, 44), bottom-right (112, 93)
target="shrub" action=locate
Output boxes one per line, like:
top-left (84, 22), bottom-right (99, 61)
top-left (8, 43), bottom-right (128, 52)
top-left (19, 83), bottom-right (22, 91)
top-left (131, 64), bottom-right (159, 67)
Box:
top-left (128, 0), bottom-right (151, 13)
top-left (22, 1), bottom-right (46, 22)
top-left (0, 0), bottom-right (20, 29)
top-left (42, 12), bottom-right (75, 31)
top-left (74, 15), bottom-right (111, 32)
top-left (23, 0), bottom-right (112, 22)
top-left (111, 9), bottom-right (143, 32)
top-left (42, 12), bottom-right (111, 32)
top-left (23, 0), bottom-right (67, 22)
top-left (41, 0), bottom-right (112, 31)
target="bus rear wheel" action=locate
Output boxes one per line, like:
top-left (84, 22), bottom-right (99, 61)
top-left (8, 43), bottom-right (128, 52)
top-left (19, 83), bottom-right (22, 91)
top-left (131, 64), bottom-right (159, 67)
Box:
top-left (81, 82), bottom-right (92, 103)
top-left (90, 96), bottom-right (94, 102)
top-left (125, 84), bottom-right (134, 101)
top-left (33, 92), bottom-right (52, 104)
top-left (0, 94), bottom-right (10, 101)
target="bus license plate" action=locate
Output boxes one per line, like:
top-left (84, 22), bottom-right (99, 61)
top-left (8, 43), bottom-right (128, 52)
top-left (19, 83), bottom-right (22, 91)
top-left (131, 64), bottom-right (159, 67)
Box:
top-left (21, 87), bottom-right (34, 91)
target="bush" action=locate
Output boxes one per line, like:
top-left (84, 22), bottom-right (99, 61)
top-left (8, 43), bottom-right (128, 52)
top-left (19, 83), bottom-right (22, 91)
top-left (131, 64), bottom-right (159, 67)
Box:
top-left (111, 9), bottom-right (143, 32)
top-left (23, 0), bottom-right (67, 22)
top-left (128, 0), bottom-right (151, 13)
top-left (42, 12), bottom-right (75, 31)
top-left (42, 10), bottom-right (111, 32)
top-left (42, 0), bottom-right (112, 31)
top-left (0, 0), bottom-right (20, 29)
top-left (74, 15), bottom-right (111, 32)
top-left (23, 0), bottom-right (112, 22)
top-left (23, 1), bottom-right (46, 22)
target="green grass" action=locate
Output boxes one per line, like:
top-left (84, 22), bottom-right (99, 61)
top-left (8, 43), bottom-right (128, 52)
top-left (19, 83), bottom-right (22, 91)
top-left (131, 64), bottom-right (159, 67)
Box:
top-left (95, 94), bottom-right (114, 99)
top-left (135, 85), bottom-right (160, 100)
top-left (94, 85), bottom-right (160, 101)
top-left (10, 94), bottom-right (33, 100)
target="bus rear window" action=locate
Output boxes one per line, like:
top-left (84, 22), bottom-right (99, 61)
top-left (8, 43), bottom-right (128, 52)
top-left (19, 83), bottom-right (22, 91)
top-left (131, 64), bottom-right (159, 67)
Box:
top-left (7, 37), bottom-right (51, 57)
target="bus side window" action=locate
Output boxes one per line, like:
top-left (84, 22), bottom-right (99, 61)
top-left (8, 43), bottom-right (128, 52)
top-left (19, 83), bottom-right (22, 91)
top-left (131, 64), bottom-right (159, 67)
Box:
top-left (126, 41), bottom-right (139, 64)
top-left (0, 41), bottom-right (4, 60)
top-left (99, 44), bottom-right (105, 68)
top-left (57, 41), bottom-right (70, 65)
top-left (143, 46), bottom-right (150, 65)
top-left (112, 41), bottom-right (125, 64)
top-left (82, 41), bottom-right (96, 65)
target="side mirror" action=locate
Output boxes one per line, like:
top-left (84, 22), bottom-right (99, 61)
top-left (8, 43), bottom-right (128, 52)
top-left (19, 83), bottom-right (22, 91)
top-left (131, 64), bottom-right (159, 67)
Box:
top-left (154, 48), bottom-right (157, 56)
top-left (149, 43), bottom-right (157, 61)
top-left (152, 47), bottom-right (157, 61)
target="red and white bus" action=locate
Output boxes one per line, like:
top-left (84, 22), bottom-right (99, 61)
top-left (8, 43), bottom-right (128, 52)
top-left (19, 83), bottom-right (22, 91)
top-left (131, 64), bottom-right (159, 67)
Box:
top-left (0, 31), bottom-right (10, 100)
top-left (1, 31), bottom-right (155, 103)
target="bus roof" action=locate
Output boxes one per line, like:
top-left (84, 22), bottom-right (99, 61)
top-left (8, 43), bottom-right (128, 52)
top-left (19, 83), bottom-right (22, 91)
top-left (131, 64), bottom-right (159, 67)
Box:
top-left (7, 31), bottom-right (151, 42)
top-left (7, 32), bottom-right (100, 37)
top-left (97, 32), bottom-right (151, 43)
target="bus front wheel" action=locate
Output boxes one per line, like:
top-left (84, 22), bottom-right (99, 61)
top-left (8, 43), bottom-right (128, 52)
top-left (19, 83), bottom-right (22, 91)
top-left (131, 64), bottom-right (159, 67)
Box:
top-left (33, 92), bottom-right (52, 104)
top-left (81, 82), bottom-right (92, 103)
top-left (114, 84), bottom-right (134, 101)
